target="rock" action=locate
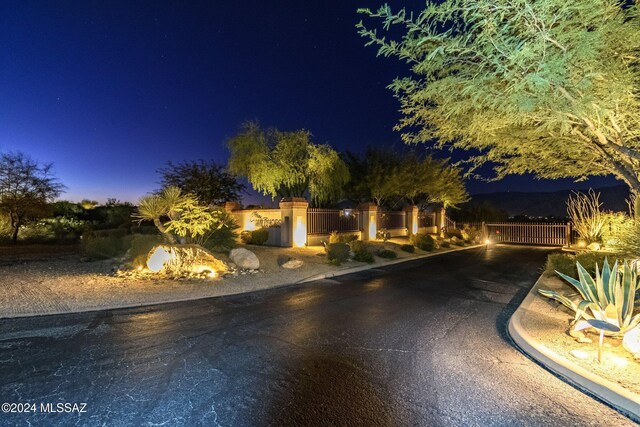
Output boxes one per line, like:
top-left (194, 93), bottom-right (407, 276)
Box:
top-left (146, 244), bottom-right (227, 276)
top-left (282, 259), bottom-right (304, 269)
top-left (230, 248), bottom-right (260, 270)
top-left (570, 349), bottom-right (590, 360)
top-left (587, 242), bottom-right (601, 251)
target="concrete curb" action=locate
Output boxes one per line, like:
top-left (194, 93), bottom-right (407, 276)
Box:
top-left (508, 274), bottom-right (640, 421)
top-left (296, 244), bottom-right (482, 284)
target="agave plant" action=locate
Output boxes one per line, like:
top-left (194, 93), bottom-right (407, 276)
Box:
top-left (539, 259), bottom-right (640, 337)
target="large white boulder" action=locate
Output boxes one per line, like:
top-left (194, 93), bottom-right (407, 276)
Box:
top-left (230, 248), bottom-right (260, 270)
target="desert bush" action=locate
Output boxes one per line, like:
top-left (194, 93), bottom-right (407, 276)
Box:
top-left (440, 239), bottom-right (451, 248)
top-left (545, 253), bottom-right (577, 277)
top-left (444, 228), bottom-right (463, 239)
top-left (128, 234), bottom-right (164, 260)
top-left (464, 226), bottom-right (482, 244)
top-left (400, 244), bottom-right (414, 253)
top-left (329, 231), bottom-right (358, 244)
top-left (377, 249), bottom-right (397, 259)
top-left (84, 235), bottom-right (133, 259)
top-left (349, 240), bottom-right (374, 263)
top-left (202, 208), bottom-right (239, 252)
top-left (239, 228), bottom-right (269, 245)
top-left (82, 228), bottom-right (127, 240)
top-left (575, 251), bottom-right (624, 275)
top-left (376, 229), bottom-right (391, 241)
top-left (567, 190), bottom-right (607, 244)
top-left (411, 233), bottom-right (435, 251)
top-left (326, 242), bottom-right (350, 264)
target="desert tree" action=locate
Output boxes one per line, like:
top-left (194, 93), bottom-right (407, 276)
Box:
top-left (158, 160), bottom-right (245, 206)
top-left (227, 121), bottom-right (349, 206)
top-left (358, 1), bottom-right (640, 194)
top-left (0, 152), bottom-right (65, 243)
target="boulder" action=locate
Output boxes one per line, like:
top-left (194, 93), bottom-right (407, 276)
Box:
top-left (282, 259), bottom-right (304, 269)
top-left (230, 248), bottom-right (260, 270)
top-left (146, 244), bottom-right (227, 276)
top-left (587, 242), bottom-right (601, 251)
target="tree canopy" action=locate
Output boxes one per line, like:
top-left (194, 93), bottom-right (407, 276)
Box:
top-left (358, 1), bottom-right (640, 192)
top-left (0, 152), bottom-right (65, 243)
top-left (345, 147), bottom-right (468, 209)
top-left (227, 121), bottom-right (350, 205)
top-left (158, 160), bottom-right (245, 206)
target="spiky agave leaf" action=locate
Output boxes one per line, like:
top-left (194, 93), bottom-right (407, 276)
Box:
top-left (133, 195), bottom-right (167, 222)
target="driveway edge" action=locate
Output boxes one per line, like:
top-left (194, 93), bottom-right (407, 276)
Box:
top-left (296, 244), bottom-right (481, 283)
top-left (508, 274), bottom-right (640, 421)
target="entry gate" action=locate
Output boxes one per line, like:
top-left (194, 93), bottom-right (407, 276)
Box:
top-left (485, 223), bottom-right (570, 246)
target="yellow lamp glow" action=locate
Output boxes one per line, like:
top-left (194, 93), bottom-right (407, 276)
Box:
top-left (293, 215), bottom-right (306, 247)
top-left (485, 238), bottom-right (491, 245)
top-left (412, 220), bottom-right (418, 234)
top-left (147, 246), bottom-right (172, 272)
top-left (369, 215), bottom-right (376, 239)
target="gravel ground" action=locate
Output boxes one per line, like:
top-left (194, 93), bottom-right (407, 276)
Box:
top-left (0, 239), bottom-right (462, 318)
top-left (520, 273), bottom-right (640, 395)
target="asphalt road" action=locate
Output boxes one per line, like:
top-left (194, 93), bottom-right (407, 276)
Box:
top-left (0, 245), bottom-right (636, 426)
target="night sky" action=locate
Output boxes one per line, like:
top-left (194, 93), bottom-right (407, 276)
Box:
top-left (1, 1), bottom-right (618, 204)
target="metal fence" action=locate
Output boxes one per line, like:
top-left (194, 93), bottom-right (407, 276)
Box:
top-left (307, 208), bottom-right (359, 235)
top-left (418, 212), bottom-right (435, 228)
top-left (377, 211), bottom-right (406, 230)
top-left (485, 222), bottom-right (569, 246)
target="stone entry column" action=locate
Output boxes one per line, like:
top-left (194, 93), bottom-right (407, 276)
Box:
top-left (404, 205), bottom-right (419, 235)
top-left (279, 197), bottom-right (308, 247)
top-left (358, 203), bottom-right (378, 241)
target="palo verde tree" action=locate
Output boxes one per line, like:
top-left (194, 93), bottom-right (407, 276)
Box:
top-left (227, 121), bottom-right (350, 206)
top-left (158, 160), bottom-right (245, 206)
top-left (0, 152), bottom-right (65, 243)
top-left (358, 1), bottom-right (640, 194)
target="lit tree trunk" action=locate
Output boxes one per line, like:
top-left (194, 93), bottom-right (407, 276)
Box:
top-left (9, 213), bottom-right (20, 245)
top-left (153, 218), bottom-right (176, 244)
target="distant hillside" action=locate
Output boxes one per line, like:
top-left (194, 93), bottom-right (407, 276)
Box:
top-left (468, 185), bottom-right (630, 218)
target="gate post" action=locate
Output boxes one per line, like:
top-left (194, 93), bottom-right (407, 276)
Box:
top-left (358, 203), bottom-right (378, 241)
top-left (403, 205), bottom-right (419, 235)
top-left (565, 222), bottom-right (572, 248)
top-left (279, 197), bottom-right (308, 247)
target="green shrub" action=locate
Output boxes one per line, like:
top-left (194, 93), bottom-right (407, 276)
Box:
top-left (575, 251), bottom-right (623, 275)
top-left (376, 229), bottom-right (391, 241)
top-left (329, 231), bottom-right (358, 244)
top-left (128, 234), bottom-right (164, 260)
top-left (444, 228), bottom-right (463, 239)
top-left (84, 235), bottom-right (133, 259)
top-left (240, 230), bottom-right (252, 244)
top-left (377, 249), bottom-right (397, 259)
top-left (400, 244), bottom-right (415, 253)
top-left (240, 228), bottom-right (269, 245)
top-left (348, 240), bottom-right (374, 263)
top-left (326, 243), bottom-right (350, 264)
top-left (410, 233), bottom-right (435, 251)
top-left (545, 253), bottom-right (576, 276)
top-left (440, 240), bottom-right (451, 248)
top-left (82, 228), bottom-right (128, 240)
top-left (202, 210), bottom-right (239, 252)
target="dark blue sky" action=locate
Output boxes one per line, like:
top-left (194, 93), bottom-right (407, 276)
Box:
top-left (0, 1), bottom-right (618, 203)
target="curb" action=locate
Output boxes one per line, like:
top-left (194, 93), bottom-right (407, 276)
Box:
top-left (297, 244), bottom-right (482, 284)
top-left (508, 274), bottom-right (640, 421)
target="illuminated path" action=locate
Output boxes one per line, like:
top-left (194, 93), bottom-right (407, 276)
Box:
top-left (0, 246), bottom-right (635, 426)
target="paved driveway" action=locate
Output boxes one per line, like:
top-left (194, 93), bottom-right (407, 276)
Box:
top-left (0, 245), bottom-right (634, 426)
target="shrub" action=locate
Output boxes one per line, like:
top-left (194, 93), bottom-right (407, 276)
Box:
top-left (84, 235), bottom-right (133, 259)
top-left (326, 243), bottom-right (350, 264)
top-left (376, 229), bottom-right (391, 241)
top-left (545, 253), bottom-right (576, 277)
top-left (575, 251), bottom-right (623, 275)
top-left (329, 231), bottom-right (358, 244)
top-left (202, 209), bottom-right (239, 252)
top-left (377, 249), bottom-right (397, 259)
top-left (444, 228), bottom-right (463, 239)
top-left (240, 228), bottom-right (269, 245)
top-left (440, 240), bottom-right (451, 248)
top-left (410, 233), bottom-right (435, 251)
top-left (349, 240), bottom-right (374, 263)
top-left (128, 234), bottom-right (164, 260)
top-left (567, 189), bottom-right (607, 244)
top-left (400, 244), bottom-right (414, 253)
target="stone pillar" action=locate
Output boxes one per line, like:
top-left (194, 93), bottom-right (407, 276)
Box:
top-left (403, 205), bottom-right (419, 235)
top-left (279, 197), bottom-right (308, 247)
top-left (358, 203), bottom-right (378, 241)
